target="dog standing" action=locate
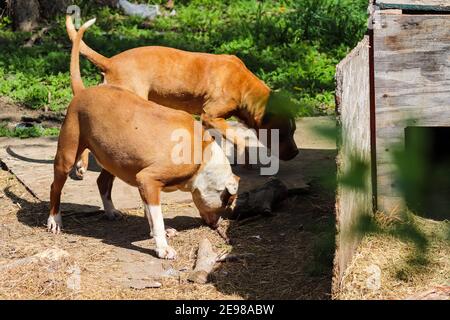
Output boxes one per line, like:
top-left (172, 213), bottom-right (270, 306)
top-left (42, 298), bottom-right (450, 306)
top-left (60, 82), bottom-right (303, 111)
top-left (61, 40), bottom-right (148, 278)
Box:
top-left (66, 16), bottom-right (299, 178)
top-left (49, 18), bottom-right (239, 260)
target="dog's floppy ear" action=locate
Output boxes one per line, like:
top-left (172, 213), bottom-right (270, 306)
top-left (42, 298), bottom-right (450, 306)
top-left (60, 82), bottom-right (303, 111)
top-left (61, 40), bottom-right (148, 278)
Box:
top-left (265, 89), bottom-right (299, 119)
top-left (225, 175), bottom-right (240, 195)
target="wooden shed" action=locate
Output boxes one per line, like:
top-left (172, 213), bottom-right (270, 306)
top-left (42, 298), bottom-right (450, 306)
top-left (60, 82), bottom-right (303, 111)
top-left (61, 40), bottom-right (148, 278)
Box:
top-left (333, 0), bottom-right (450, 294)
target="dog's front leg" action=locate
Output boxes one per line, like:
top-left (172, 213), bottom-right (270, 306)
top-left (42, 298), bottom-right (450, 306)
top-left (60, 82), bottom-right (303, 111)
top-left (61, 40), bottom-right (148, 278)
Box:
top-left (137, 176), bottom-right (177, 260)
top-left (144, 204), bottom-right (177, 259)
top-left (202, 116), bottom-right (248, 153)
top-left (202, 116), bottom-right (254, 166)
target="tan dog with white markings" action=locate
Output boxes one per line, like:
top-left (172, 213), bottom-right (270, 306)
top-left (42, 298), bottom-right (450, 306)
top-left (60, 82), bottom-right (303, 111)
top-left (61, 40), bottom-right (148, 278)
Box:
top-left (48, 19), bottom-right (239, 260)
top-left (66, 16), bottom-right (299, 179)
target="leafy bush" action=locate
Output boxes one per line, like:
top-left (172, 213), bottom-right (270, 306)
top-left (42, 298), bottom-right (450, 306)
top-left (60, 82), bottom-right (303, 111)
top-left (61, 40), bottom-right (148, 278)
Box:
top-left (0, 123), bottom-right (60, 138)
top-left (0, 0), bottom-right (368, 115)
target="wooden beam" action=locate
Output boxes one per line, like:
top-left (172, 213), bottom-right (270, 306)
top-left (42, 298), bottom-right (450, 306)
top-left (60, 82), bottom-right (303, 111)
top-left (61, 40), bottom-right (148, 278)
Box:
top-left (333, 36), bottom-right (372, 296)
top-left (376, 0), bottom-right (450, 11)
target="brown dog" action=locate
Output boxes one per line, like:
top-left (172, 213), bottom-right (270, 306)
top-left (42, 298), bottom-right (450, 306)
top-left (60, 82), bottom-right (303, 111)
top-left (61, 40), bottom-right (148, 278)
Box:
top-left (49, 19), bottom-right (239, 260)
top-left (66, 16), bottom-right (299, 178)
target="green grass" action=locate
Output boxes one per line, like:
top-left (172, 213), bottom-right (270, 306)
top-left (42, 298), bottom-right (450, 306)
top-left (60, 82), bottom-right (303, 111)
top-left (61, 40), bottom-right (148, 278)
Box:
top-left (0, 123), bottom-right (60, 138)
top-left (0, 0), bottom-right (368, 115)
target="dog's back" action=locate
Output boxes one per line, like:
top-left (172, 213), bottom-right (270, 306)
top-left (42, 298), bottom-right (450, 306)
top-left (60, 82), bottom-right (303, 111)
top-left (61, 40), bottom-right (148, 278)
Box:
top-left (105, 46), bottom-right (267, 114)
top-left (68, 85), bottom-right (200, 187)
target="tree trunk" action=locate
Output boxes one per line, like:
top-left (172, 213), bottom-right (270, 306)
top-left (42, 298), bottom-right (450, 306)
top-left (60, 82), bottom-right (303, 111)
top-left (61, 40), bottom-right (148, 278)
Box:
top-left (38, 0), bottom-right (71, 20)
top-left (10, 0), bottom-right (116, 32)
top-left (11, 0), bottom-right (40, 31)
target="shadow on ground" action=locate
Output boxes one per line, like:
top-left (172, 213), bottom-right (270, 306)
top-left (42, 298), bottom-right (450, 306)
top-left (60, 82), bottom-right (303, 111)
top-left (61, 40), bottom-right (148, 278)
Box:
top-left (3, 185), bottom-right (202, 258)
top-left (4, 147), bottom-right (336, 299)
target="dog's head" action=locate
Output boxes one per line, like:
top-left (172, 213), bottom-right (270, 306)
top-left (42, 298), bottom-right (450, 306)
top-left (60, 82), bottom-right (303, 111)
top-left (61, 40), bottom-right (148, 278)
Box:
top-left (260, 91), bottom-right (299, 161)
top-left (260, 113), bottom-right (299, 161)
top-left (190, 139), bottom-right (240, 228)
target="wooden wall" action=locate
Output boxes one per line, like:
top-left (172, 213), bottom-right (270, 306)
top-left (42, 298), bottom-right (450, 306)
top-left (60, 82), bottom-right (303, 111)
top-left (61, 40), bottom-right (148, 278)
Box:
top-left (333, 36), bottom-right (372, 294)
top-left (373, 11), bottom-right (450, 213)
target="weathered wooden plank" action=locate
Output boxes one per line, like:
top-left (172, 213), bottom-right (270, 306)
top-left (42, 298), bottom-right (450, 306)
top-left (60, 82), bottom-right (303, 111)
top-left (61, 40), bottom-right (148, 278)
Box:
top-left (377, 0), bottom-right (450, 11)
top-left (374, 12), bottom-right (450, 213)
top-left (333, 36), bottom-right (371, 296)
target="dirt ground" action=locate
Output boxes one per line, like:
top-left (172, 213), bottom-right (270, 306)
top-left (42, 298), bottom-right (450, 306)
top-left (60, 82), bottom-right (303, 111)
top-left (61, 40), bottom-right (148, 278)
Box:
top-left (0, 98), bottom-right (338, 300)
top-left (0, 96), bottom-right (64, 129)
top-left (0, 167), bottom-right (337, 299)
top-left (1, 98), bottom-right (447, 300)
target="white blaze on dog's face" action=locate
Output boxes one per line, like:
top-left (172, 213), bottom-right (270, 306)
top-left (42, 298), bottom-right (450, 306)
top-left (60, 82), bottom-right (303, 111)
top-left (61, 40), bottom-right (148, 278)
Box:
top-left (190, 140), bottom-right (239, 228)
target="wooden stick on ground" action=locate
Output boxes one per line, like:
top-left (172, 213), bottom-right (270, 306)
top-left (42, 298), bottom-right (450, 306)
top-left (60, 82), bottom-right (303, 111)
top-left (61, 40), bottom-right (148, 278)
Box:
top-left (216, 252), bottom-right (255, 262)
top-left (187, 238), bottom-right (217, 284)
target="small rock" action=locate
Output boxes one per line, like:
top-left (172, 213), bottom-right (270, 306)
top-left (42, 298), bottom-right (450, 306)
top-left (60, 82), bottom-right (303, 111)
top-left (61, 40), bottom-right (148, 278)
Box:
top-left (166, 227), bottom-right (178, 238)
top-left (162, 268), bottom-right (179, 277)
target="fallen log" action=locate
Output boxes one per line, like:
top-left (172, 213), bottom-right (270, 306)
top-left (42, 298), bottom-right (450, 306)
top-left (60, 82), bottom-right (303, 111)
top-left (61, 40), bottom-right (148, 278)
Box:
top-left (216, 252), bottom-right (255, 262)
top-left (188, 238), bottom-right (217, 284)
top-left (232, 177), bottom-right (289, 220)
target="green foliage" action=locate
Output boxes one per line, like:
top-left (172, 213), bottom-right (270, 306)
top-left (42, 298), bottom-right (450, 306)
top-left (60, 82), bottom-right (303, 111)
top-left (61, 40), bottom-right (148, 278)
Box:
top-left (0, 26), bottom-right (101, 111)
top-left (0, 15), bottom-right (12, 29)
top-left (0, 0), bottom-right (368, 115)
top-left (338, 154), bottom-right (370, 191)
top-left (266, 89), bottom-right (301, 118)
top-left (0, 123), bottom-right (60, 138)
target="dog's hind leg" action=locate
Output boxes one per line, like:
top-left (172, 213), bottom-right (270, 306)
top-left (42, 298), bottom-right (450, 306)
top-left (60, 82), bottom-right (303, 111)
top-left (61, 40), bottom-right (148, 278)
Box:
top-left (97, 169), bottom-right (122, 220)
top-left (48, 121), bottom-right (85, 234)
top-left (137, 173), bottom-right (176, 260)
top-left (75, 149), bottom-right (90, 180)
top-left (49, 148), bottom-right (84, 234)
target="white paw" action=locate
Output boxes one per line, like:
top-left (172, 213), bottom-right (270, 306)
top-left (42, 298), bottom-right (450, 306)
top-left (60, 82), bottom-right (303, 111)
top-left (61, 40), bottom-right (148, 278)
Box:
top-left (104, 209), bottom-right (123, 221)
top-left (155, 245), bottom-right (177, 260)
top-left (47, 213), bottom-right (62, 234)
top-left (166, 228), bottom-right (178, 238)
top-left (75, 160), bottom-right (87, 180)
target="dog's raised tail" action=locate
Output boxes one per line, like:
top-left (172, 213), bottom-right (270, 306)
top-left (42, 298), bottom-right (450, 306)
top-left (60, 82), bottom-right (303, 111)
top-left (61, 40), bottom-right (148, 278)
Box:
top-left (70, 18), bottom-right (96, 96)
top-left (66, 15), bottom-right (109, 71)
